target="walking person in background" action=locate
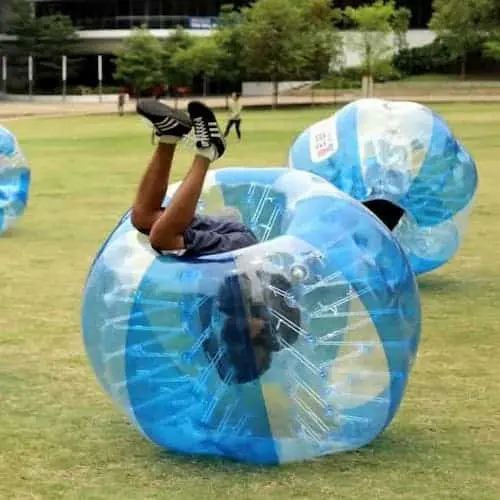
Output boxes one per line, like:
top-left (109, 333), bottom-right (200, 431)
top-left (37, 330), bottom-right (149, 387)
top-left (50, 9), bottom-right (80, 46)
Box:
top-left (118, 89), bottom-right (126, 116)
top-left (224, 92), bottom-right (243, 140)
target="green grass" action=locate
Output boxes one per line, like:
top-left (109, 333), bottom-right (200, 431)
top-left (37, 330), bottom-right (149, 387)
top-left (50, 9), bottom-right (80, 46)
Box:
top-left (1, 105), bottom-right (499, 499)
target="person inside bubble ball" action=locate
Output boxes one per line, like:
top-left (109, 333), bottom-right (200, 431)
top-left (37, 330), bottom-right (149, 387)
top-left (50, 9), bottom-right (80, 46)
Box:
top-left (131, 99), bottom-right (301, 384)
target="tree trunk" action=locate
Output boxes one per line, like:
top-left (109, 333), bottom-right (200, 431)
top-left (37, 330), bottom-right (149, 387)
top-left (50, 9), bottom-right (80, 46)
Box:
top-left (272, 77), bottom-right (278, 109)
top-left (203, 75), bottom-right (208, 97)
top-left (311, 82), bottom-right (315, 107)
top-left (461, 52), bottom-right (467, 79)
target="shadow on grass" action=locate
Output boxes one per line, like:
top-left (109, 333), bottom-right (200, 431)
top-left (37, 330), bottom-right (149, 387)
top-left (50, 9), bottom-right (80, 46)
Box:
top-left (145, 424), bottom-right (432, 475)
top-left (0, 225), bottom-right (34, 240)
top-left (417, 275), bottom-right (465, 294)
top-left (0, 228), bottom-right (19, 239)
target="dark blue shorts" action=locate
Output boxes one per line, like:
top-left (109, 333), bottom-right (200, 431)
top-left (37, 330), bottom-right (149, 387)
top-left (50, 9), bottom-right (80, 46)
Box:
top-left (182, 214), bottom-right (258, 256)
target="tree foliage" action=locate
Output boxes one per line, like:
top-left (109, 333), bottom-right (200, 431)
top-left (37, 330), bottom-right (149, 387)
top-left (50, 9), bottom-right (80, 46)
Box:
top-left (392, 6), bottom-right (411, 52)
top-left (344, 0), bottom-right (396, 78)
top-left (114, 27), bottom-right (164, 94)
top-left (162, 27), bottom-right (195, 89)
top-left (429, 0), bottom-right (494, 77)
top-left (299, 0), bottom-right (343, 80)
top-left (5, 0), bottom-right (78, 58)
top-left (484, 38), bottom-right (500, 60)
top-left (171, 36), bottom-right (221, 89)
top-left (242, 0), bottom-right (341, 106)
top-left (2, 0), bottom-right (79, 89)
top-left (213, 4), bottom-right (247, 88)
top-left (242, 0), bottom-right (306, 105)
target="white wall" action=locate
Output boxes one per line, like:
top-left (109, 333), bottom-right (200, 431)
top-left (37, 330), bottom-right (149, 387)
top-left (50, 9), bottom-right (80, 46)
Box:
top-left (243, 81), bottom-right (316, 97)
top-left (73, 29), bottom-right (212, 54)
top-left (341, 30), bottom-right (437, 67)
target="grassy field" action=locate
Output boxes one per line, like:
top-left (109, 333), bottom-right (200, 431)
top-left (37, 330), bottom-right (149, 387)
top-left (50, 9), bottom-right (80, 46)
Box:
top-left (1, 104), bottom-right (499, 499)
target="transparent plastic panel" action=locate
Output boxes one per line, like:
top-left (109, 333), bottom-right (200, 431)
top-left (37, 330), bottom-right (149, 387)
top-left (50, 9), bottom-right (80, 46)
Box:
top-left (82, 168), bottom-right (421, 464)
top-left (0, 126), bottom-right (31, 234)
top-left (289, 99), bottom-right (478, 275)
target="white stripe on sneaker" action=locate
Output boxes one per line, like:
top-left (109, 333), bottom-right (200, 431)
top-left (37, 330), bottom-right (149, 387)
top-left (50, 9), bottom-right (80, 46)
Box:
top-left (157, 119), bottom-right (178, 130)
top-left (157, 116), bottom-right (177, 126)
top-left (158, 123), bottom-right (179, 132)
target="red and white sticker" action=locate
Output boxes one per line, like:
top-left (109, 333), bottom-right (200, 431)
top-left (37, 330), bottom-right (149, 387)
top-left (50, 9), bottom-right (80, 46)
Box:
top-left (309, 118), bottom-right (337, 163)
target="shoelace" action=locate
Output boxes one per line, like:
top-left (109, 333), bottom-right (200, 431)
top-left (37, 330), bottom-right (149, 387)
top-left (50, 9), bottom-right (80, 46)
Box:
top-left (194, 117), bottom-right (210, 148)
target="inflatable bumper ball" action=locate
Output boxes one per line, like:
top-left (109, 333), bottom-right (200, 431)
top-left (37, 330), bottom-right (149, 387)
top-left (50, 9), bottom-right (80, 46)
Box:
top-left (0, 126), bottom-right (31, 234)
top-left (289, 98), bottom-right (478, 275)
top-left (82, 168), bottom-right (421, 465)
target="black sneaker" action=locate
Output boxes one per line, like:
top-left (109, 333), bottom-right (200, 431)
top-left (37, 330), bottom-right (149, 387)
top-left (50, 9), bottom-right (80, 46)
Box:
top-left (187, 101), bottom-right (226, 160)
top-left (137, 98), bottom-right (192, 139)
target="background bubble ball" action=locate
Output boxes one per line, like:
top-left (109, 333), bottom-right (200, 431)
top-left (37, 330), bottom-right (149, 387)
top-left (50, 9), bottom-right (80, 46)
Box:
top-left (289, 98), bottom-right (478, 275)
top-left (0, 125), bottom-right (31, 235)
top-left (82, 167), bottom-right (421, 465)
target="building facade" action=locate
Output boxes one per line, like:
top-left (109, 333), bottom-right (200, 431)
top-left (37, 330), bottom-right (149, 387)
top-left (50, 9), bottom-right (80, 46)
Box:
top-left (1, 1), bottom-right (435, 92)
top-left (33, 0), bottom-right (432, 31)
top-left (34, 0), bottom-right (253, 31)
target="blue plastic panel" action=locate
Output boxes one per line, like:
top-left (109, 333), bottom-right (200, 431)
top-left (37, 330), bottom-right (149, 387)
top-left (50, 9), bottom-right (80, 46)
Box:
top-left (289, 99), bottom-right (478, 274)
top-left (82, 168), bottom-right (421, 464)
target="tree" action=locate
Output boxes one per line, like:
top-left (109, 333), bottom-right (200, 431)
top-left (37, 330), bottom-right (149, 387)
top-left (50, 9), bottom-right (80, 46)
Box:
top-left (392, 6), bottom-right (411, 53)
top-left (6, 0), bottom-right (78, 57)
top-left (484, 38), bottom-right (500, 60)
top-left (213, 4), bottom-right (247, 91)
top-left (429, 0), bottom-right (494, 78)
top-left (172, 37), bottom-right (221, 96)
top-left (242, 0), bottom-right (307, 107)
top-left (114, 27), bottom-right (164, 95)
top-left (298, 0), bottom-right (343, 104)
top-left (344, 0), bottom-right (396, 80)
top-left (0, 0), bottom-right (14, 33)
top-left (162, 27), bottom-right (195, 97)
top-left (3, 0), bottom-right (79, 90)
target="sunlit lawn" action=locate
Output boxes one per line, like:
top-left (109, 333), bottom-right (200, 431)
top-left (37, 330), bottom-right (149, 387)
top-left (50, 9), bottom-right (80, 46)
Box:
top-left (1, 104), bottom-right (499, 499)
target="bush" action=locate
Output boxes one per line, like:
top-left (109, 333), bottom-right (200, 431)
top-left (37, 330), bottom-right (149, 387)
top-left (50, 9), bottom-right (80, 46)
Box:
top-left (372, 61), bottom-right (403, 82)
top-left (316, 63), bottom-right (402, 89)
top-left (316, 74), bottom-right (361, 89)
top-left (394, 39), bottom-right (458, 76)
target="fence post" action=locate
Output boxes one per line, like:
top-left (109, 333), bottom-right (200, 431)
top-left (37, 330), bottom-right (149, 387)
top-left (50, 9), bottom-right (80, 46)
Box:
top-left (98, 55), bottom-right (103, 103)
top-left (1, 55), bottom-right (6, 94)
top-left (62, 55), bottom-right (67, 102)
top-left (28, 55), bottom-right (33, 100)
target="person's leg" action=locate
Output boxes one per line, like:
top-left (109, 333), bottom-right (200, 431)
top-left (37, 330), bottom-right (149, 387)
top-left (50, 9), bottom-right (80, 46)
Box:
top-left (148, 101), bottom-right (226, 251)
top-left (131, 143), bottom-right (176, 234)
top-left (131, 98), bottom-right (192, 234)
top-left (148, 154), bottom-right (210, 250)
top-left (235, 120), bottom-right (242, 140)
top-left (224, 120), bottom-right (234, 137)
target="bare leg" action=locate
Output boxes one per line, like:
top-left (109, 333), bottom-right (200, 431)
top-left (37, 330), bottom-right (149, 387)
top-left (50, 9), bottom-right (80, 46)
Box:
top-left (149, 154), bottom-right (211, 251)
top-left (131, 143), bottom-right (176, 234)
